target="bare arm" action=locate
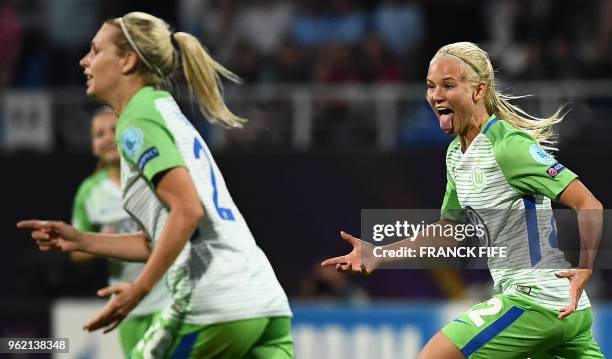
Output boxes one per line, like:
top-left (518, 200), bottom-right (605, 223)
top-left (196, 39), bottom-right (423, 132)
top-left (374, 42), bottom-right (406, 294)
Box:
top-left (555, 178), bottom-right (603, 319)
top-left (70, 226), bottom-right (135, 263)
top-left (70, 251), bottom-right (96, 263)
top-left (79, 231), bottom-right (151, 262)
top-left (17, 220), bottom-right (151, 262)
top-left (558, 179), bottom-right (603, 269)
top-left (130, 166), bottom-right (204, 294)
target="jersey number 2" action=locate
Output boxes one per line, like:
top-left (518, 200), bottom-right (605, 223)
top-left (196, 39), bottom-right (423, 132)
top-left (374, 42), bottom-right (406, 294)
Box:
top-left (193, 137), bottom-right (235, 221)
top-left (467, 297), bottom-right (503, 327)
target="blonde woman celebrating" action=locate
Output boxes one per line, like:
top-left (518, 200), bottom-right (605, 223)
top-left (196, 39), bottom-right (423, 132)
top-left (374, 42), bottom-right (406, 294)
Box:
top-left (19, 12), bottom-right (293, 359)
top-left (323, 42), bottom-right (604, 358)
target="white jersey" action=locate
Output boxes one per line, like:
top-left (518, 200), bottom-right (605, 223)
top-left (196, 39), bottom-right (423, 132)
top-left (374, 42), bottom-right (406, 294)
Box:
top-left (442, 115), bottom-right (590, 311)
top-left (116, 87), bottom-right (291, 325)
top-left (72, 169), bottom-right (171, 317)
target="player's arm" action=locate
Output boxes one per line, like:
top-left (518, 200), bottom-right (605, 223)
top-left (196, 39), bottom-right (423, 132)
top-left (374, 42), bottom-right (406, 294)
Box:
top-left (555, 179), bottom-right (603, 319)
top-left (557, 179), bottom-right (603, 269)
top-left (71, 250), bottom-right (96, 263)
top-left (131, 166), bottom-right (204, 295)
top-left (17, 219), bottom-right (152, 261)
top-left (79, 231), bottom-right (151, 261)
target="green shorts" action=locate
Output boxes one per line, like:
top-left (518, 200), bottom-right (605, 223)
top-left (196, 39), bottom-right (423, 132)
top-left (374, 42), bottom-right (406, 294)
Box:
top-left (442, 294), bottom-right (604, 358)
top-left (119, 313), bottom-right (156, 357)
top-left (130, 315), bottom-right (294, 359)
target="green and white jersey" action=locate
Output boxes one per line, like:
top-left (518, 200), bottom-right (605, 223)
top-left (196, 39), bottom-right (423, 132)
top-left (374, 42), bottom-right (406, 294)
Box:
top-left (441, 115), bottom-right (590, 311)
top-left (116, 86), bottom-right (291, 326)
top-left (72, 169), bottom-right (171, 317)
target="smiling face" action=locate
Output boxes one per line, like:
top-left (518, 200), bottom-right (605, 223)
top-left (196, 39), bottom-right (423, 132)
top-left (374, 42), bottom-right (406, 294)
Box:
top-left (426, 55), bottom-right (484, 136)
top-left (91, 111), bottom-right (120, 166)
top-left (79, 23), bottom-right (127, 102)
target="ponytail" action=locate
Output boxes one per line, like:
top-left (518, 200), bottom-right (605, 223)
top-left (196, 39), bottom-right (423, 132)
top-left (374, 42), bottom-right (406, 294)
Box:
top-left (109, 12), bottom-right (246, 128)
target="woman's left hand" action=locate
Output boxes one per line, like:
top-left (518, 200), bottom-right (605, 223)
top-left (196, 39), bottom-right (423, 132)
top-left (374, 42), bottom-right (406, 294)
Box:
top-left (555, 268), bottom-right (592, 319)
top-left (83, 282), bottom-right (148, 333)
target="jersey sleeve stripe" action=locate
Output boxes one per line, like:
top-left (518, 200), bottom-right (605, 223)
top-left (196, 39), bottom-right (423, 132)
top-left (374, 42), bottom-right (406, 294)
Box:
top-left (523, 195), bottom-right (543, 266)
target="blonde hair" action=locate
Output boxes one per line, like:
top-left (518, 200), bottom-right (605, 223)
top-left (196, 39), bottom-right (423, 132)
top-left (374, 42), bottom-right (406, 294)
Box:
top-left (106, 12), bottom-right (245, 128)
top-left (432, 42), bottom-right (565, 150)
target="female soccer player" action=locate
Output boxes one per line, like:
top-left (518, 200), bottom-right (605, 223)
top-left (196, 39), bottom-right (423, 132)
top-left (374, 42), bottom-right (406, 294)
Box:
top-left (19, 12), bottom-right (293, 358)
top-left (70, 108), bottom-right (170, 356)
top-left (322, 42), bottom-right (604, 358)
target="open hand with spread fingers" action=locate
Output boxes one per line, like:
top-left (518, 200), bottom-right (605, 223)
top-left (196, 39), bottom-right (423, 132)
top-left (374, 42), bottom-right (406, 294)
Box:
top-left (321, 231), bottom-right (380, 275)
top-left (555, 268), bottom-right (592, 319)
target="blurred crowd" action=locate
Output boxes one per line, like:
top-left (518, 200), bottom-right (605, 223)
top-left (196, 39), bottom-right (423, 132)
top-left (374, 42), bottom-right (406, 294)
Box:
top-left (2, 0), bottom-right (612, 89)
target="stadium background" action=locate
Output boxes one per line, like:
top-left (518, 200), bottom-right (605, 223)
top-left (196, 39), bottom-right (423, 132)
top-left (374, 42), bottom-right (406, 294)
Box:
top-left (1, 0), bottom-right (612, 357)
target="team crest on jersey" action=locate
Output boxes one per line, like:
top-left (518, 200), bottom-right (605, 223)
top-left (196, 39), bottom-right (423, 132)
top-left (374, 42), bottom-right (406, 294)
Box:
top-left (120, 127), bottom-right (144, 159)
top-left (529, 144), bottom-right (555, 165)
top-left (472, 167), bottom-right (486, 189)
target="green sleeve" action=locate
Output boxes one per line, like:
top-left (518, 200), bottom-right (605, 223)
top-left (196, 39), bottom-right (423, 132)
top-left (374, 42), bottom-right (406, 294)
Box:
top-left (118, 118), bottom-right (185, 183)
top-left (71, 180), bottom-right (98, 232)
top-left (495, 132), bottom-right (577, 200)
top-left (441, 171), bottom-right (465, 222)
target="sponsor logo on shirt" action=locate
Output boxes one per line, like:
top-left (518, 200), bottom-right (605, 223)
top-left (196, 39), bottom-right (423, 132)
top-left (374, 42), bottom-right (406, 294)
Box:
top-left (546, 162), bottom-right (565, 177)
top-left (138, 146), bottom-right (159, 170)
top-left (529, 144), bottom-right (555, 165)
top-left (121, 127), bottom-right (144, 159)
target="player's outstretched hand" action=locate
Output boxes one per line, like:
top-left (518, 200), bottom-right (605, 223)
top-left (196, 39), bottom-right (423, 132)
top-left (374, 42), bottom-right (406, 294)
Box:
top-left (83, 282), bottom-right (147, 333)
top-left (321, 231), bottom-right (379, 275)
top-left (555, 268), bottom-right (592, 319)
top-left (17, 220), bottom-right (82, 252)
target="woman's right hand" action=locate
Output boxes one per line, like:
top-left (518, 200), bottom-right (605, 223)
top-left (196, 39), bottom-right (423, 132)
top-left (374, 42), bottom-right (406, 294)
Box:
top-left (17, 220), bottom-right (83, 252)
top-left (321, 231), bottom-right (379, 274)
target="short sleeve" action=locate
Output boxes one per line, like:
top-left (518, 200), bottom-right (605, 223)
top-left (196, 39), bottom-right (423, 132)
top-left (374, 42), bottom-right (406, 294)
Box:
top-left (495, 132), bottom-right (577, 200)
top-left (118, 118), bottom-right (185, 183)
top-left (441, 171), bottom-right (465, 222)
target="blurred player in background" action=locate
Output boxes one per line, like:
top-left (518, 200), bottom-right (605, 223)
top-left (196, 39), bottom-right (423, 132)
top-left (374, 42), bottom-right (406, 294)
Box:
top-left (323, 42), bottom-right (604, 358)
top-left (70, 107), bottom-right (170, 356)
top-left (19, 11), bottom-right (293, 359)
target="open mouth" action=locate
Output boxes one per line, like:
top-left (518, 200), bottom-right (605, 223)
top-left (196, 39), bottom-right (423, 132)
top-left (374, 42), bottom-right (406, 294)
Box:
top-left (437, 108), bottom-right (453, 116)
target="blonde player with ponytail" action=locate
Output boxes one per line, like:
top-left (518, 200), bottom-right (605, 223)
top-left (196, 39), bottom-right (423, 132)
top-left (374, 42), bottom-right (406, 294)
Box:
top-left (323, 42), bottom-right (604, 358)
top-left (19, 12), bottom-right (293, 358)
